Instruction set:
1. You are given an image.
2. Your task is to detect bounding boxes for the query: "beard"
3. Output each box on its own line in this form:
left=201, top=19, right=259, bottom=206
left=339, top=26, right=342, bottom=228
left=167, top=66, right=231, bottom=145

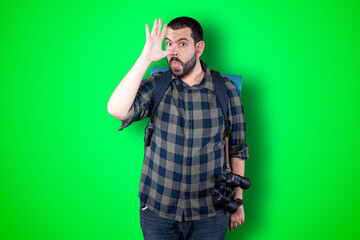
left=168, top=51, right=197, bottom=78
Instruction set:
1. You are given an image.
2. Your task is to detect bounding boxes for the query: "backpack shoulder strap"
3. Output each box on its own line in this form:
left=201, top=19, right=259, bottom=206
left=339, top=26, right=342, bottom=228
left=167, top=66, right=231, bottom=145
left=211, top=70, right=231, bottom=135
left=150, top=70, right=173, bottom=122
left=144, top=70, right=172, bottom=146
left=211, top=70, right=232, bottom=171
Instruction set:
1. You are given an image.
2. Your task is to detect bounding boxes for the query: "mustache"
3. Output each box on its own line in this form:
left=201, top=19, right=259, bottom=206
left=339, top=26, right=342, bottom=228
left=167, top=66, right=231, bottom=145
left=169, top=57, right=184, bottom=65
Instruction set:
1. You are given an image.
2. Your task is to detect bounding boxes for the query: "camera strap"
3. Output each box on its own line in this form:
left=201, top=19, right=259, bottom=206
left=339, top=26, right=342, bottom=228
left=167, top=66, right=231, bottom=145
left=225, top=136, right=230, bottom=171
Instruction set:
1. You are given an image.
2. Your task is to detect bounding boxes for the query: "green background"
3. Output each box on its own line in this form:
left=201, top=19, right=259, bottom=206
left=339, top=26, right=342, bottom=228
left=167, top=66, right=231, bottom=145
left=1, top=0, right=359, bottom=239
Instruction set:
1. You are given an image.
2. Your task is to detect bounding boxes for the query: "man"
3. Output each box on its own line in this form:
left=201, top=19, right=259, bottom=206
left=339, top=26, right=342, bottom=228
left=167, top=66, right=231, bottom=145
left=107, top=17, right=249, bottom=240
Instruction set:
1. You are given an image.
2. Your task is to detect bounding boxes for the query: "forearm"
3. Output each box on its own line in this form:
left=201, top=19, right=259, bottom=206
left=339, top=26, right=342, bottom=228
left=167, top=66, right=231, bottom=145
left=107, top=54, right=152, bottom=120
left=230, top=157, right=245, bottom=199
left=107, top=19, right=171, bottom=121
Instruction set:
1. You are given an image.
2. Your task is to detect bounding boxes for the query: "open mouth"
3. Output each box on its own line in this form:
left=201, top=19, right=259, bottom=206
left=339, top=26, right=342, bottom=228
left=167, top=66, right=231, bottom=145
left=171, top=61, right=182, bottom=70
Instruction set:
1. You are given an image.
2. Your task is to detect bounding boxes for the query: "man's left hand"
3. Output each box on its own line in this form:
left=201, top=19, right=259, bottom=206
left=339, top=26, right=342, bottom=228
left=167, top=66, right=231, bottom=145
left=229, top=205, right=245, bottom=231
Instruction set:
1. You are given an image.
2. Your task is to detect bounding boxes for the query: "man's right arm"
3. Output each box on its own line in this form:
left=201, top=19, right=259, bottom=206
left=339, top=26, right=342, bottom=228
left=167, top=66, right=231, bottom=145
left=107, top=18, right=173, bottom=121
left=107, top=54, right=152, bottom=121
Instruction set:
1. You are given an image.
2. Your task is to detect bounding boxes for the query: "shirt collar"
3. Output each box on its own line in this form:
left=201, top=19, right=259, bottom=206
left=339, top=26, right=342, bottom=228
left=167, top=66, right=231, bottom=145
left=170, top=60, right=215, bottom=92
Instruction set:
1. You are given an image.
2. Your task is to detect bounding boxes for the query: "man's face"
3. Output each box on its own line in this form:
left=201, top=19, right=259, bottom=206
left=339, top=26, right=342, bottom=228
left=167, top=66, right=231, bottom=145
left=165, top=27, right=197, bottom=78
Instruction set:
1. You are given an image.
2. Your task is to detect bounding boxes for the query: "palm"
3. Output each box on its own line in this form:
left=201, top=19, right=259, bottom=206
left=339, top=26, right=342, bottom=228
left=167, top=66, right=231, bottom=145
left=142, top=19, right=171, bottom=62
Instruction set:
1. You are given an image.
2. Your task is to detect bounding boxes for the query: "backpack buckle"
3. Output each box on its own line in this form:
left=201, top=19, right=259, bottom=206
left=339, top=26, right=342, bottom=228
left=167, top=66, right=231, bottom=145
left=144, top=122, right=154, bottom=146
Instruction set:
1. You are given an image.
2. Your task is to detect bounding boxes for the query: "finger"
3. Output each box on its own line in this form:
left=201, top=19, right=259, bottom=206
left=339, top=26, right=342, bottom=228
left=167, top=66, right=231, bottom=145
left=151, top=19, right=158, bottom=35
left=160, top=23, right=167, bottom=38
left=145, top=24, right=150, bottom=38
left=157, top=18, right=162, bottom=35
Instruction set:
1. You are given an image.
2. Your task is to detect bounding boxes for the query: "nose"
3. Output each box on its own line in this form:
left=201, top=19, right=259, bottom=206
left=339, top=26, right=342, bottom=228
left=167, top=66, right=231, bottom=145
left=171, top=47, right=179, bottom=57
left=167, top=45, right=179, bottom=57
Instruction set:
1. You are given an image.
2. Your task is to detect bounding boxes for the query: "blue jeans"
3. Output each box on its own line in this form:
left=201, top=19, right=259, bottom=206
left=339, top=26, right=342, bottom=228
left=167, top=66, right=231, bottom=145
left=139, top=204, right=230, bottom=240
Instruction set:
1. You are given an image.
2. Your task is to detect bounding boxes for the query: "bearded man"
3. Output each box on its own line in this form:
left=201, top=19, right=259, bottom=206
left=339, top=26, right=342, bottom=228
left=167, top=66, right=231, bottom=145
left=107, top=17, right=249, bottom=240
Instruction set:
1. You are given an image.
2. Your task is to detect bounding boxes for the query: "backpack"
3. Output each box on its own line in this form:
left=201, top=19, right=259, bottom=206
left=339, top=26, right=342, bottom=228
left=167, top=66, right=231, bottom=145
left=144, top=69, right=242, bottom=170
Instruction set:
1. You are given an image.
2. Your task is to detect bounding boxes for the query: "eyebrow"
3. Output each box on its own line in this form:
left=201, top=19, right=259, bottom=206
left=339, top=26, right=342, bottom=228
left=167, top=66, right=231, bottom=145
left=165, top=37, right=190, bottom=43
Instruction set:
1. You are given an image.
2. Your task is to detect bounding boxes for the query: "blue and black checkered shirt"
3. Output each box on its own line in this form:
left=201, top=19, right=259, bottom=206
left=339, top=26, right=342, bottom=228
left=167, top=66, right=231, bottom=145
left=119, top=61, right=249, bottom=221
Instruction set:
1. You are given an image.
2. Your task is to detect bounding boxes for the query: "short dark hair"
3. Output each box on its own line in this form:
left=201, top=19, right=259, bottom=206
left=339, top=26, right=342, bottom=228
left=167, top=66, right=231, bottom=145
left=168, top=17, right=203, bottom=44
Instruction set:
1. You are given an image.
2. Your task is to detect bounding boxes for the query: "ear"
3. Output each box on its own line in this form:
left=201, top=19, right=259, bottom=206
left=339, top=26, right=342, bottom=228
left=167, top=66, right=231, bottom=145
left=196, top=41, right=205, bottom=58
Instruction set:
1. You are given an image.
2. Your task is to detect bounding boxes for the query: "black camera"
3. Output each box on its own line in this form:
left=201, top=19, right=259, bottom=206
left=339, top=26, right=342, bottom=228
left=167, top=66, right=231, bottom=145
left=209, top=172, right=251, bottom=213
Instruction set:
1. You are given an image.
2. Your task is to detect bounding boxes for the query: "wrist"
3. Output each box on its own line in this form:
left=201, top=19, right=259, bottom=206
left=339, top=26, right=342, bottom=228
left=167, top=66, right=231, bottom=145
left=138, top=53, right=153, bottom=67
left=233, top=187, right=243, bottom=200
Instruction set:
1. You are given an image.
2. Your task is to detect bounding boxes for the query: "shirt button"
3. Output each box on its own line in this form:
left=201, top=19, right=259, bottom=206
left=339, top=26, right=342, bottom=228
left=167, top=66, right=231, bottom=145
left=188, top=103, right=191, bottom=109
left=188, top=122, right=191, bottom=127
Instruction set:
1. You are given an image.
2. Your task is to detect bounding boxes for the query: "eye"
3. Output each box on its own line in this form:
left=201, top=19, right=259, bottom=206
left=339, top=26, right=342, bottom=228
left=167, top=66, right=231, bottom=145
left=180, top=42, right=186, bottom=47
left=166, top=42, right=171, bottom=47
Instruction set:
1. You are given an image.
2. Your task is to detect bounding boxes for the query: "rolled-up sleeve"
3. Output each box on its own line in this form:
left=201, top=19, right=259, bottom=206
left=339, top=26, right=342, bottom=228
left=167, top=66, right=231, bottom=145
left=224, top=77, right=249, bottom=160
left=117, top=72, right=160, bottom=131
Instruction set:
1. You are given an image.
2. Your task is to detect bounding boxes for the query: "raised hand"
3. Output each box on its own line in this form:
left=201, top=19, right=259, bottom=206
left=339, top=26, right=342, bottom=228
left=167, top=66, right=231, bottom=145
left=141, top=18, right=173, bottom=63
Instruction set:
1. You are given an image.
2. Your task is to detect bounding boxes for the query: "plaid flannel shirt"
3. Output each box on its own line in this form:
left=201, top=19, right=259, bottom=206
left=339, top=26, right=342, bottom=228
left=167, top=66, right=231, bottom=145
left=118, top=61, right=249, bottom=221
